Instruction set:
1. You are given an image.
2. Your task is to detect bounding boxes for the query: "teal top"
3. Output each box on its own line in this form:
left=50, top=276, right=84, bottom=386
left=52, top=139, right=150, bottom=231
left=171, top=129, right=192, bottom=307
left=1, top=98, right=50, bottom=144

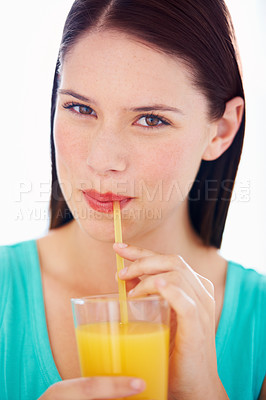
left=0, top=240, right=266, bottom=400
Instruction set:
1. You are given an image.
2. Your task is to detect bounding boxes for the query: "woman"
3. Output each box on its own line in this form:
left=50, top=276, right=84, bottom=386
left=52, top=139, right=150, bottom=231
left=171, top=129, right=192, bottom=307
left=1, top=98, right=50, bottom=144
left=1, top=0, right=265, bottom=399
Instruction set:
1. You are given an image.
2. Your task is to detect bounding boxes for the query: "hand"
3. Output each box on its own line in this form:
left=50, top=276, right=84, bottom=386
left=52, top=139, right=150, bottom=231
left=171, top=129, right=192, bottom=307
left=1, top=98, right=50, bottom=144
left=114, top=243, right=229, bottom=400
left=38, top=376, right=146, bottom=399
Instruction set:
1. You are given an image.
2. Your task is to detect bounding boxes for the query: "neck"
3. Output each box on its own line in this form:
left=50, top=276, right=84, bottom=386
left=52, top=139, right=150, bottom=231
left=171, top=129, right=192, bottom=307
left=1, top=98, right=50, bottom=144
left=61, top=200, right=210, bottom=278
left=41, top=200, right=226, bottom=298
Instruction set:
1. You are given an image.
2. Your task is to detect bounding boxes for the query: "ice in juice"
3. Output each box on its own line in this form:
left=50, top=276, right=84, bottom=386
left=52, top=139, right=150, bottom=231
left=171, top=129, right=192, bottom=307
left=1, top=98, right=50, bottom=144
left=75, top=321, right=169, bottom=400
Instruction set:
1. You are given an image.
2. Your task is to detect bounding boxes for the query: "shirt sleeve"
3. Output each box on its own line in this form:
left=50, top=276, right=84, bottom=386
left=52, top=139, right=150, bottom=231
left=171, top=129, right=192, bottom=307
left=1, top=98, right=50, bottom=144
left=0, top=245, right=11, bottom=330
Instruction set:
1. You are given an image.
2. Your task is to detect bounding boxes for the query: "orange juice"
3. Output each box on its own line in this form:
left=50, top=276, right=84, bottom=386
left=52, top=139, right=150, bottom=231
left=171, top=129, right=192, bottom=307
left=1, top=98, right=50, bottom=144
left=76, top=321, right=169, bottom=400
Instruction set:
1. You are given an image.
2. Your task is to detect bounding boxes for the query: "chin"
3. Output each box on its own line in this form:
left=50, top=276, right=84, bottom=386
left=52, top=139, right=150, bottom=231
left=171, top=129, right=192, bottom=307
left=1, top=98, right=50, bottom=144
left=71, top=200, right=164, bottom=243
left=75, top=214, right=116, bottom=243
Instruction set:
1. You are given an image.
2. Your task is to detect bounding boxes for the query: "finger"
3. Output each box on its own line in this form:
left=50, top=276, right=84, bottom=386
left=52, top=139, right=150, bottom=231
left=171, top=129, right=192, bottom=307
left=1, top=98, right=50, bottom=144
left=115, top=272, right=140, bottom=293
left=128, top=270, right=214, bottom=334
left=120, top=253, right=214, bottom=306
left=155, top=280, right=199, bottom=339
left=114, top=243, right=214, bottom=305
left=119, top=254, right=181, bottom=280
left=113, top=242, right=155, bottom=261
left=126, top=278, right=141, bottom=293
left=169, top=308, right=177, bottom=355
left=128, top=271, right=196, bottom=302
left=44, top=377, right=145, bottom=399
left=156, top=278, right=216, bottom=342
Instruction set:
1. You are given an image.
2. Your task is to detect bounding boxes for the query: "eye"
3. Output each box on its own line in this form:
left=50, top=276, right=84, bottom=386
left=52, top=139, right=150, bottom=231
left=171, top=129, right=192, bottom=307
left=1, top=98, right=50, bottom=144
left=135, top=114, right=170, bottom=128
left=62, top=102, right=96, bottom=116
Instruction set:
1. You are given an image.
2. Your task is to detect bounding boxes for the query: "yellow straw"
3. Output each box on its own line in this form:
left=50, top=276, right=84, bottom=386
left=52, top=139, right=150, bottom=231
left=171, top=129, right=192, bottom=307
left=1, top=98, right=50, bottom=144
left=113, top=201, right=128, bottom=324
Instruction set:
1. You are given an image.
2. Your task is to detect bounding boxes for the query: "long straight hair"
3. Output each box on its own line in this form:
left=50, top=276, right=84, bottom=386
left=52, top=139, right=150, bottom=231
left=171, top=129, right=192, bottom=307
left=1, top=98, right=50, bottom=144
left=49, top=0, right=245, bottom=248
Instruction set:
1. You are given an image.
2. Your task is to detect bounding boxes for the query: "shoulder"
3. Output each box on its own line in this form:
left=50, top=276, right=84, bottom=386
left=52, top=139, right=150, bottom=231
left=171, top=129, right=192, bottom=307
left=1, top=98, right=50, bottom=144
left=228, top=261, right=266, bottom=291
left=227, top=261, right=266, bottom=327
left=0, top=238, right=38, bottom=278
left=0, top=240, right=37, bottom=271
left=224, top=262, right=266, bottom=395
left=0, top=240, right=38, bottom=323
left=0, top=239, right=39, bottom=283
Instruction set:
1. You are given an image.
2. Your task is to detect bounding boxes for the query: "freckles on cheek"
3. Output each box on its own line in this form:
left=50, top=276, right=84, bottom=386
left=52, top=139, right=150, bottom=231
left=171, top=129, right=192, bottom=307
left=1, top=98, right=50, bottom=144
left=139, top=146, right=180, bottom=188
left=139, top=143, right=198, bottom=203
left=54, top=131, right=70, bottom=161
left=53, top=120, right=86, bottom=165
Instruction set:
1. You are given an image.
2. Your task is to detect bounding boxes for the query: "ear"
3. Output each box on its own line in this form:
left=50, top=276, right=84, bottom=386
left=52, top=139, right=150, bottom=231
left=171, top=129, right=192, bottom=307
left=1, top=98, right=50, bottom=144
left=202, top=97, right=244, bottom=161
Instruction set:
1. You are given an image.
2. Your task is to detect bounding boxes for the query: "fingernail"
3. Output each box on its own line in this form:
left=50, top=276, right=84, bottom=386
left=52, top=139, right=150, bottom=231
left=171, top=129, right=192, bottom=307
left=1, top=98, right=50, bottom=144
left=130, top=378, right=145, bottom=390
left=119, top=267, right=128, bottom=277
left=117, top=242, right=128, bottom=249
left=128, top=288, right=135, bottom=297
left=156, top=278, right=167, bottom=288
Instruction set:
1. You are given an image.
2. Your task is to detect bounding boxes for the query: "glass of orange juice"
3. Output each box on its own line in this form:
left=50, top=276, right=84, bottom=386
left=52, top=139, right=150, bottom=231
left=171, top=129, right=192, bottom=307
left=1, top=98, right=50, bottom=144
left=71, top=294, right=170, bottom=400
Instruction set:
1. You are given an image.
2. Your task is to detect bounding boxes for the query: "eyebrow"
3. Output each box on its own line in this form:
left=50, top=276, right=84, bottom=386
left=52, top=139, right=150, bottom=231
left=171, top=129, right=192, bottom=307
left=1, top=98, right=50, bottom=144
left=58, top=89, right=184, bottom=115
left=58, top=89, right=94, bottom=103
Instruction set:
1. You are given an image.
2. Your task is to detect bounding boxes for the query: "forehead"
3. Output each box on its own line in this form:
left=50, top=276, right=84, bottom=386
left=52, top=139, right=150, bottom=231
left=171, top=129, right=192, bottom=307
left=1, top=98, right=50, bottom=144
left=61, top=30, right=201, bottom=107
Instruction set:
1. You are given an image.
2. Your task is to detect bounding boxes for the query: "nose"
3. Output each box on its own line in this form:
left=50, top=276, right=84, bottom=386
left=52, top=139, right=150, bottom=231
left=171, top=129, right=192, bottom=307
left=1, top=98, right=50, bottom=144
left=86, top=127, right=127, bottom=176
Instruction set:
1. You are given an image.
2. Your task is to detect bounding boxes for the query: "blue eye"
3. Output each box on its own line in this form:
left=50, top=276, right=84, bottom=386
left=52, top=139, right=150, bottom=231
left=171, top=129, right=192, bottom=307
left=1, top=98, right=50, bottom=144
left=136, top=114, right=170, bottom=128
left=62, top=102, right=170, bottom=129
left=62, top=102, right=96, bottom=116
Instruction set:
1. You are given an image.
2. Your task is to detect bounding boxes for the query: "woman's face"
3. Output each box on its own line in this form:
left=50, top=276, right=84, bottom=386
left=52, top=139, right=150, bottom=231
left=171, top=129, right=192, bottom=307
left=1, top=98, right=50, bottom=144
left=54, top=30, right=216, bottom=242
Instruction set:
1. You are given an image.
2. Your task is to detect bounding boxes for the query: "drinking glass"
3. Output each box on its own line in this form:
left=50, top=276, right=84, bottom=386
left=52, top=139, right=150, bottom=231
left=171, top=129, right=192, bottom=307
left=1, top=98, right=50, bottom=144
left=71, top=294, right=170, bottom=400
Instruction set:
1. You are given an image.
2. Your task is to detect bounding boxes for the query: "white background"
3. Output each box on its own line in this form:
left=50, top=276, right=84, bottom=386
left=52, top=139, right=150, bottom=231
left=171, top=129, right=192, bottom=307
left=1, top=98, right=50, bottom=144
left=0, top=1, right=265, bottom=273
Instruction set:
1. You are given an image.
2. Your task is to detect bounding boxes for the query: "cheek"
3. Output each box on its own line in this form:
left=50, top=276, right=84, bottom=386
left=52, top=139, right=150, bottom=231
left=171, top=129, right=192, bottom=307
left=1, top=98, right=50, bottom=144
left=53, top=116, right=87, bottom=167
left=136, top=141, right=202, bottom=202
left=53, top=115, right=91, bottom=204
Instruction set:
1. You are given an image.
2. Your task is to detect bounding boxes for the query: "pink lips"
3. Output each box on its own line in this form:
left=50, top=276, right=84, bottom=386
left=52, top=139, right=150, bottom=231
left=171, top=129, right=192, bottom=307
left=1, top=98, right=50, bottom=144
left=82, top=189, right=133, bottom=214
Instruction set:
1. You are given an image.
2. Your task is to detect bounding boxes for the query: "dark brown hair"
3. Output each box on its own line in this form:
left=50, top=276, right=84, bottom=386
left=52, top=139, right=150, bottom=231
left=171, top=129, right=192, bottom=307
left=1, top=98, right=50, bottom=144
left=49, top=0, right=245, bottom=248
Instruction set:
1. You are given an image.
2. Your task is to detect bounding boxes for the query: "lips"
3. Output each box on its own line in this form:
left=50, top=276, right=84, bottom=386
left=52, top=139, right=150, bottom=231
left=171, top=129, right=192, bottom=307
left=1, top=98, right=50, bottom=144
left=82, top=189, right=133, bottom=214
